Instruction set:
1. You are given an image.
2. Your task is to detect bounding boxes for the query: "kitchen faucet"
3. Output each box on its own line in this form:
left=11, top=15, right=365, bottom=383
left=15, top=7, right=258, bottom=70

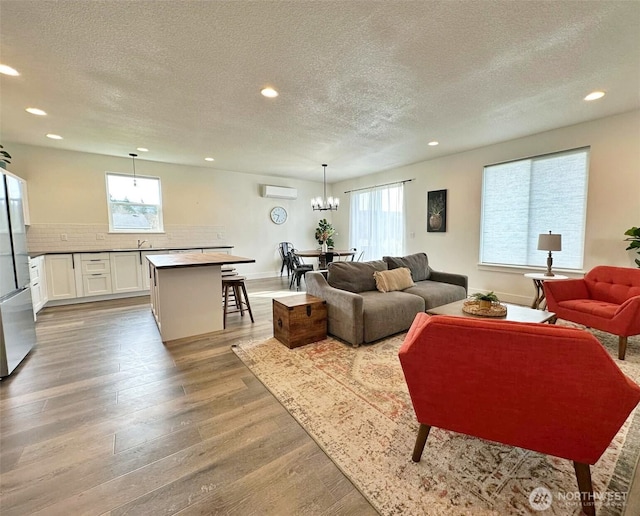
left=137, top=239, right=148, bottom=249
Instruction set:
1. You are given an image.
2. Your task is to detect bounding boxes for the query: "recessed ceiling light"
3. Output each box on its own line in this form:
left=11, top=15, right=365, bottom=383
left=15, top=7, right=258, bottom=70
left=428, top=141, right=439, bottom=146
left=584, top=91, right=605, bottom=101
left=46, top=133, right=63, bottom=140
left=136, top=147, right=149, bottom=152
left=26, top=107, right=47, bottom=116
left=205, top=157, right=215, bottom=162
left=0, top=64, right=20, bottom=76
left=261, top=87, right=278, bottom=98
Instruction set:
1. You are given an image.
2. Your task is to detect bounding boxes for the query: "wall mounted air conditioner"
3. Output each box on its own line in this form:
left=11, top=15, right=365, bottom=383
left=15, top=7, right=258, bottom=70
left=262, top=185, right=298, bottom=200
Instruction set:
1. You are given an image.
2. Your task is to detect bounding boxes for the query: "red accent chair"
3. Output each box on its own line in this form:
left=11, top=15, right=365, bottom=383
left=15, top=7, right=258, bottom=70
left=543, top=266, right=640, bottom=360
left=399, top=314, right=640, bottom=516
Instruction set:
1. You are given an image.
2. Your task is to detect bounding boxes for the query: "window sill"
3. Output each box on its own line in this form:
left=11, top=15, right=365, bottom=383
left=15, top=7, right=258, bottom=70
left=477, top=263, right=585, bottom=277
left=108, top=230, right=166, bottom=234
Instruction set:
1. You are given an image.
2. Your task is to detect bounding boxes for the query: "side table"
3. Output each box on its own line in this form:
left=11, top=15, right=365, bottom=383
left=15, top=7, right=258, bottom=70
left=524, top=273, right=569, bottom=310
left=273, top=294, right=327, bottom=348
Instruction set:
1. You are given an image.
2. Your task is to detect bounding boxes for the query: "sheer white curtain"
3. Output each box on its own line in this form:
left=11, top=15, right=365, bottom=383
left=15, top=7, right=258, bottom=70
left=349, top=183, right=405, bottom=261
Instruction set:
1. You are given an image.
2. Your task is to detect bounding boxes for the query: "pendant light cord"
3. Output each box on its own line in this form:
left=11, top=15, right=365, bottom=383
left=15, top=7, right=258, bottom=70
left=129, top=153, right=138, bottom=186
left=322, top=163, right=327, bottom=203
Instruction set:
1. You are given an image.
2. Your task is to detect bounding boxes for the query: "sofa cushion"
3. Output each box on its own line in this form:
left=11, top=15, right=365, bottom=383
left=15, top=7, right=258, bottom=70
left=585, top=266, right=640, bottom=305
left=383, top=253, right=431, bottom=281
left=327, top=260, right=388, bottom=293
left=559, top=299, right=619, bottom=319
left=404, top=280, right=468, bottom=310
left=360, top=290, right=425, bottom=342
left=373, top=267, right=415, bottom=293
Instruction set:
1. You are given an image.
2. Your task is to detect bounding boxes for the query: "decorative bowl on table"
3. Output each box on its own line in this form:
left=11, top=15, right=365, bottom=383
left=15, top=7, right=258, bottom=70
left=463, top=292, right=507, bottom=317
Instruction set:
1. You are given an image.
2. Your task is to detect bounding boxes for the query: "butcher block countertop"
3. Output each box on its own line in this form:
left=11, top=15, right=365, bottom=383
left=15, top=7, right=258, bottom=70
left=146, top=252, right=255, bottom=269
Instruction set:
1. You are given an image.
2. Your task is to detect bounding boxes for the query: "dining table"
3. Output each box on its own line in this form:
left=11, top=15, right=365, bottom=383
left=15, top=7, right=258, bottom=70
left=294, top=249, right=357, bottom=269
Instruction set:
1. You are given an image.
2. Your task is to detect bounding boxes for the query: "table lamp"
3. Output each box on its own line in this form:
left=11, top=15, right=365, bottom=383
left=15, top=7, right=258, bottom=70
left=537, top=231, right=562, bottom=277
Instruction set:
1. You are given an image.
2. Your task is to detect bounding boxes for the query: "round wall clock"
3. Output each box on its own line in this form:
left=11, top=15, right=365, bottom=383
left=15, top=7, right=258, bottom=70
left=270, top=206, right=287, bottom=225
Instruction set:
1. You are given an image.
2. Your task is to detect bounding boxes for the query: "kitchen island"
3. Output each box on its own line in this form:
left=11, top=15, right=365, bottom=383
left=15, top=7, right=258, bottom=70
left=147, top=252, right=255, bottom=342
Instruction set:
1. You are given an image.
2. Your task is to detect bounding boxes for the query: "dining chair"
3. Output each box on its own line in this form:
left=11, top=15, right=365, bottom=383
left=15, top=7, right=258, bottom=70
left=350, top=248, right=364, bottom=262
left=288, top=251, right=314, bottom=290
left=278, top=242, right=294, bottom=277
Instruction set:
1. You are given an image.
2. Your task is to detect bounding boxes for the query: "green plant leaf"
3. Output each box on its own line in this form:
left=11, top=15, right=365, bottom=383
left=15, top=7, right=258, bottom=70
left=624, top=227, right=640, bottom=237
left=471, top=291, right=500, bottom=302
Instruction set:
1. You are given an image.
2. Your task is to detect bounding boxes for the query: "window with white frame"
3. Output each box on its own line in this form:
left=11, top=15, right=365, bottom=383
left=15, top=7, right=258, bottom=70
left=349, top=183, right=405, bottom=261
left=106, top=173, right=164, bottom=233
left=480, top=147, right=589, bottom=270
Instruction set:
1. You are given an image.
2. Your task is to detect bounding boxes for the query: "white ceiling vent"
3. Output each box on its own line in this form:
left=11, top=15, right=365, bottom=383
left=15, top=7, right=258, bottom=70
left=262, top=185, right=297, bottom=200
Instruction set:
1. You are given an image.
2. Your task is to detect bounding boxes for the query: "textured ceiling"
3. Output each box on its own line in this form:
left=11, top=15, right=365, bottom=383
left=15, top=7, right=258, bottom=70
left=1, top=0, right=639, bottom=182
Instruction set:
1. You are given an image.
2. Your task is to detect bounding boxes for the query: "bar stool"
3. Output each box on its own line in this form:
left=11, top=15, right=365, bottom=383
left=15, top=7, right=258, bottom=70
left=222, top=276, right=254, bottom=328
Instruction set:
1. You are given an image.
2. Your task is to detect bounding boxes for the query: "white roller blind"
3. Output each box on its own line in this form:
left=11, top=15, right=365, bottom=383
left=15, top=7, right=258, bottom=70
left=480, top=147, right=589, bottom=270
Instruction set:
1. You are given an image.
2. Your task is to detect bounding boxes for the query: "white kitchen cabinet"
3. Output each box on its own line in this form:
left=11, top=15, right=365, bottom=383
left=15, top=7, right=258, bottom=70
left=110, top=252, right=143, bottom=293
left=79, top=253, right=110, bottom=274
left=45, top=254, right=77, bottom=300
left=29, top=255, right=48, bottom=317
left=75, top=253, right=112, bottom=297
left=141, top=250, right=169, bottom=290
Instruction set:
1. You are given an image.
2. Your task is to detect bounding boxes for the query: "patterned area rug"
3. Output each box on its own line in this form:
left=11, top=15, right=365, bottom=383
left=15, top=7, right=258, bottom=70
left=232, top=323, right=640, bottom=516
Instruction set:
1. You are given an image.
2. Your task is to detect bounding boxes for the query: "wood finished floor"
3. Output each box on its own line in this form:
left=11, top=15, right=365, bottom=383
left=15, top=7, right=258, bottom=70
left=2, top=276, right=639, bottom=515
left=0, top=276, right=378, bottom=516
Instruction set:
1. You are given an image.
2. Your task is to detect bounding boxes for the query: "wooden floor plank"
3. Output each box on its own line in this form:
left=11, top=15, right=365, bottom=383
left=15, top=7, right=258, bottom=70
left=0, top=277, right=376, bottom=515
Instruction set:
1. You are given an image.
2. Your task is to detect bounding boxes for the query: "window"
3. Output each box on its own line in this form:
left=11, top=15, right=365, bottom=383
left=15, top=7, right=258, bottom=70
left=480, top=147, right=589, bottom=270
left=349, top=183, right=405, bottom=261
left=106, top=173, right=164, bottom=233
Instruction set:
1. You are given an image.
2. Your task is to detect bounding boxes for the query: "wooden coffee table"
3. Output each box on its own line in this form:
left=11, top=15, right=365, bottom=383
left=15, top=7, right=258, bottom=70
left=427, top=299, right=555, bottom=324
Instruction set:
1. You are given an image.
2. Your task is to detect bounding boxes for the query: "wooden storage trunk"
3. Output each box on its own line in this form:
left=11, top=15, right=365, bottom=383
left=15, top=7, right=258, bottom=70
left=273, top=294, right=327, bottom=348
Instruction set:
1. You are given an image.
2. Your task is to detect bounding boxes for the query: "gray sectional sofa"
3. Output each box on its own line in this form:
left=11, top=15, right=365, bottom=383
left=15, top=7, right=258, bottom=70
left=305, top=252, right=467, bottom=346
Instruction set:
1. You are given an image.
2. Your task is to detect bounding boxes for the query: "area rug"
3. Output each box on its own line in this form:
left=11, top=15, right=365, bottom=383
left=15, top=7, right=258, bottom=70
left=232, top=325, right=640, bottom=516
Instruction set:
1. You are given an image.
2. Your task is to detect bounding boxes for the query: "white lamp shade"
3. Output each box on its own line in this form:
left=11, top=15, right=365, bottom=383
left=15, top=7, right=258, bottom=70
left=537, top=233, right=562, bottom=252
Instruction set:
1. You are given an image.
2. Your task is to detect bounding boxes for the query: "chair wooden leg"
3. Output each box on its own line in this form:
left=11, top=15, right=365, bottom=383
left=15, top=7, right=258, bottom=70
left=411, top=423, right=431, bottom=462
left=240, top=282, right=254, bottom=323
left=223, top=284, right=230, bottom=329
left=619, top=336, right=628, bottom=360
left=573, top=462, right=595, bottom=516
left=233, top=285, right=245, bottom=317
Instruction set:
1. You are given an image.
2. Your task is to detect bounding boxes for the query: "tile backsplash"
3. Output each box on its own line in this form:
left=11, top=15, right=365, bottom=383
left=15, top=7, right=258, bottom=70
left=27, top=223, right=227, bottom=252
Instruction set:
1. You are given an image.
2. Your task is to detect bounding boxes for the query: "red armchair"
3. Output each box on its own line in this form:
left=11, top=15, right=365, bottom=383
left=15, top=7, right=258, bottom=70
left=399, top=313, right=640, bottom=516
left=543, top=266, right=640, bottom=360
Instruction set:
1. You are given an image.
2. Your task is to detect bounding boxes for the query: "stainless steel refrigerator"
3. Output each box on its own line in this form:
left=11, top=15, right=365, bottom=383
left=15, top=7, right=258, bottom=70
left=0, top=170, right=36, bottom=377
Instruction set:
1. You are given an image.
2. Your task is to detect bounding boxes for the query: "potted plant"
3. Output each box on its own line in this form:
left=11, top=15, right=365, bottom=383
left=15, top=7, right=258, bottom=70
left=471, top=291, right=500, bottom=309
left=625, top=226, right=640, bottom=268
left=315, top=219, right=336, bottom=251
left=0, top=144, right=11, bottom=169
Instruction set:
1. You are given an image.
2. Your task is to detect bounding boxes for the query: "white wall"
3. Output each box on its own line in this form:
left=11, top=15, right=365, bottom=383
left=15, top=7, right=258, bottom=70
left=331, top=109, right=640, bottom=305
left=7, top=109, right=638, bottom=299
left=7, top=144, right=336, bottom=278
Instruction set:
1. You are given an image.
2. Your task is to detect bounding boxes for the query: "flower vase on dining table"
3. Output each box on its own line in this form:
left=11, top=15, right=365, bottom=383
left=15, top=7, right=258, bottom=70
left=321, top=242, right=328, bottom=253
